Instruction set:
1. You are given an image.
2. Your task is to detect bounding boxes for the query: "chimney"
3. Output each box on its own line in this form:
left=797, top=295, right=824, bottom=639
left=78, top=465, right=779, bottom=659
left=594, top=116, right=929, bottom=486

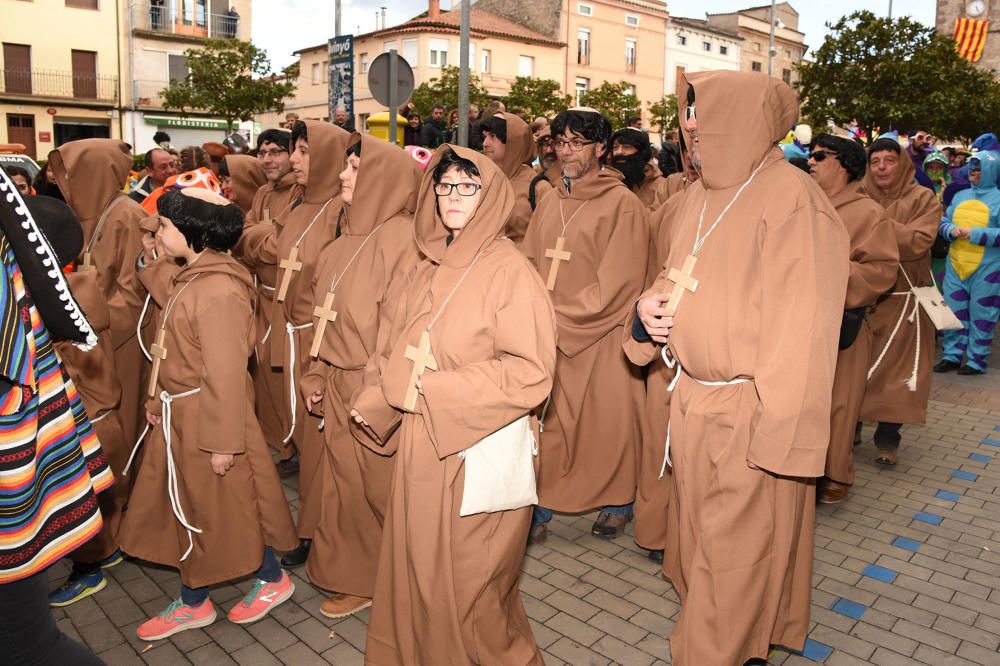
left=429, top=0, right=440, bottom=20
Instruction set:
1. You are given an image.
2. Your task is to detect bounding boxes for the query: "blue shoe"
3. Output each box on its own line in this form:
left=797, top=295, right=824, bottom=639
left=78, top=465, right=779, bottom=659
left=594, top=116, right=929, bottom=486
left=48, top=571, right=107, bottom=607
left=98, top=549, right=123, bottom=569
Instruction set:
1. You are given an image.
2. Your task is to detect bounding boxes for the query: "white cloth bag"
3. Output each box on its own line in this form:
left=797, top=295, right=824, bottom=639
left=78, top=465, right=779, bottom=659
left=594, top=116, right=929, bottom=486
left=458, top=415, right=538, bottom=517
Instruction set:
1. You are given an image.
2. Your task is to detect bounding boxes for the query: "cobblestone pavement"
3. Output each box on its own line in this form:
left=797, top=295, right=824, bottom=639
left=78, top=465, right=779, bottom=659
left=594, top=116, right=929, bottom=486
left=48, top=367, right=1000, bottom=665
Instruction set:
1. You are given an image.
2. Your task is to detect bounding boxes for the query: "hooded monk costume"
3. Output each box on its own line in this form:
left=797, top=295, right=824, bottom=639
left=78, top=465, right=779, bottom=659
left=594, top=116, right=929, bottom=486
left=225, top=155, right=267, bottom=215
left=352, top=146, right=556, bottom=665
left=298, top=133, right=422, bottom=596
left=522, top=134, right=649, bottom=515
left=623, top=71, right=849, bottom=664
left=859, top=143, right=942, bottom=424
left=491, top=112, right=552, bottom=244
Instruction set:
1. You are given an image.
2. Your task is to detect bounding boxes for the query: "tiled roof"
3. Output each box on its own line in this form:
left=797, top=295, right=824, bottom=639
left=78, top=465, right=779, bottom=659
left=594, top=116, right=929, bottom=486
left=357, top=8, right=564, bottom=47
left=671, top=16, right=743, bottom=40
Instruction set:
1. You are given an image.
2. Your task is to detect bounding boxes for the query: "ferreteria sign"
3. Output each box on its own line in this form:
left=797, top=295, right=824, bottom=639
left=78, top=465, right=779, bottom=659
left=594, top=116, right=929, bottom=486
left=328, top=35, right=354, bottom=122
left=144, top=116, right=229, bottom=130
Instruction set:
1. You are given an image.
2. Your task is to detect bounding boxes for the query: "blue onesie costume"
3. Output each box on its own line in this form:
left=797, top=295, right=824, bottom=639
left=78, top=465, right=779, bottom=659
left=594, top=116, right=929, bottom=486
left=940, top=151, right=1000, bottom=371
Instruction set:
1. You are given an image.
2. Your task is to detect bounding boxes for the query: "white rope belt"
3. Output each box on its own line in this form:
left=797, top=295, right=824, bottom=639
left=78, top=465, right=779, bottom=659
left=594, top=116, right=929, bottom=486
left=283, top=321, right=313, bottom=444
left=867, top=288, right=921, bottom=392
left=122, top=387, right=202, bottom=561
left=658, top=346, right=751, bottom=477
left=89, top=410, right=112, bottom=425
left=259, top=282, right=276, bottom=292
left=138, top=293, right=154, bottom=362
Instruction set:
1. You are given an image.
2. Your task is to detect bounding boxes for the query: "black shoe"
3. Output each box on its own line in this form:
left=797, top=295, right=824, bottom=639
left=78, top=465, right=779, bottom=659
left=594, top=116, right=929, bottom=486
left=277, top=457, right=299, bottom=478
left=280, top=539, right=311, bottom=568
left=873, top=422, right=902, bottom=450
left=647, top=549, right=664, bottom=563
left=853, top=422, right=862, bottom=447
left=958, top=365, right=986, bottom=376
left=933, top=359, right=961, bottom=373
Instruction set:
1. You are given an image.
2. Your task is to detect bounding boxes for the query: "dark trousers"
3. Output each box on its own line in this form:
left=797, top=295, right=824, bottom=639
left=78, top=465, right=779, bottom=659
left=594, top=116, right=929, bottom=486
left=181, top=547, right=280, bottom=606
left=0, top=570, right=103, bottom=665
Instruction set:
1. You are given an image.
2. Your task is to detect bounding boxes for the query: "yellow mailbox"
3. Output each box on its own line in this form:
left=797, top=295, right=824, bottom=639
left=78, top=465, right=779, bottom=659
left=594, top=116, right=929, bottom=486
left=365, top=113, right=408, bottom=147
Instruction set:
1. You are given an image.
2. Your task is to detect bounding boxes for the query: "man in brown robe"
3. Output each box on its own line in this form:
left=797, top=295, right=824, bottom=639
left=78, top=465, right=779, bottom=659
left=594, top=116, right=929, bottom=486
left=481, top=112, right=552, bottom=243
left=298, top=134, right=422, bottom=618
left=352, top=145, right=556, bottom=666
left=522, top=108, right=648, bottom=542
left=808, top=134, right=899, bottom=503
left=222, top=154, right=266, bottom=214
left=243, top=129, right=298, bottom=465
left=653, top=139, right=700, bottom=209
left=609, top=127, right=664, bottom=211
left=234, top=120, right=349, bottom=567
left=48, top=139, right=148, bottom=441
left=626, top=72, right=849, bottom=665
left=859, top=137, right=941, bottom=465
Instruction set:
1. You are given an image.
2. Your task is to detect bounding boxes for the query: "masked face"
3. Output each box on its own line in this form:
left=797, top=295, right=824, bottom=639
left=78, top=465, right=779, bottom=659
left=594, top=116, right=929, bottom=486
left=609, top=140, right=646, bottom=190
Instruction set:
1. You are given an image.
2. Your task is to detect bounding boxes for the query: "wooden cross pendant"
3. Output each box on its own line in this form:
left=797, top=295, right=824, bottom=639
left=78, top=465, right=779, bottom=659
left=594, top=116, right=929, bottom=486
left=276, top=246, right=303, bottom=303
left=666, top=254, right=699, bottom=312
left=78, top=251, right=96, bottom=273
left=403, top=330, right=437, bottom=411
left=544, top=236, right=572, bottom=291
left=147, top=328, right=168, bottom=398
left=309, top=291, right=338, bottom=358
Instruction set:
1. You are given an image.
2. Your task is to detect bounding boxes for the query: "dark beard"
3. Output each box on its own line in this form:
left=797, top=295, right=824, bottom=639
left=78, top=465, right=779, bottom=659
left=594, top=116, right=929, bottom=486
left=610, top=155, right=646, bottom=190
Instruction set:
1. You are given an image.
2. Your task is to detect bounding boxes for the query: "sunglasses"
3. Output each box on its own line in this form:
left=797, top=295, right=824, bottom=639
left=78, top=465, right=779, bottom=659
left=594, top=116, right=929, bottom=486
left=810, top=150, right=838, bottom=163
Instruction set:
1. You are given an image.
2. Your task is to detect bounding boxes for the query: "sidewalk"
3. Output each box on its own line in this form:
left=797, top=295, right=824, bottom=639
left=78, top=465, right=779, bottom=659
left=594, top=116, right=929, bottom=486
left=48, top=367, right=1000, bottom=665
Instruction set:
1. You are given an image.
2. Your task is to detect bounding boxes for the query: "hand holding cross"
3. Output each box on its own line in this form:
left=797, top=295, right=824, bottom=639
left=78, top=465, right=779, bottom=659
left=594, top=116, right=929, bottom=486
left=403, top=331, right=437, bottom=411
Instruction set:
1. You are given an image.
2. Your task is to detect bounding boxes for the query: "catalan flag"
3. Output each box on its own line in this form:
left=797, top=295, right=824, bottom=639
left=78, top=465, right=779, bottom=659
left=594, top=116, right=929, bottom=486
left=954, top=18, right=990, bottom=63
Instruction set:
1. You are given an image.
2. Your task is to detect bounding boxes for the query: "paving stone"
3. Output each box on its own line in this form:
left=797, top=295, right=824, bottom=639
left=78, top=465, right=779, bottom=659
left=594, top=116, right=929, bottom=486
left=288, top=617, right=340, bottom=654
left=96, top=643, right=143, bottom=666
left=528, top=618, right=562, bottom=649
left=592, top=634, right=655, bottom=666
left=586, top=610, right=647, bottom=645
left=228, top=642, right=282, bottom=665
left=893, top=618, right=962, bottom=653
left=546, top=636, right=612, bottom=665
left=140, top=641, right=191, bottom=665
left=807, top=623, right=876, bottom=660
left=582, top=587, right=641, bottom=620
left=274, top=641, right=326, bottom=666
left=912, top=643, right=980, bottom=666
left=77, top=616, right=126, bottom=653
left=320, top=641, right=365, bottom=665
left=545, top=611, right=604, bottom=647
left=850, top=620, right=917, bottom=657
left=187, top=644, right=237, bottom=666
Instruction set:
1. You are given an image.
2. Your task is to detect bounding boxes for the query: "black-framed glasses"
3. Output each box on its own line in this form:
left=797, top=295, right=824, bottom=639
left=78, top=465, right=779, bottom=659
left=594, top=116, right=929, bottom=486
left=554, top=139, right=596, bottom=152
left=433, top=182, right=482, bottom=197
left=258, top=149, right=287, bottom=159
left=810, top=150, right=837, bottom=162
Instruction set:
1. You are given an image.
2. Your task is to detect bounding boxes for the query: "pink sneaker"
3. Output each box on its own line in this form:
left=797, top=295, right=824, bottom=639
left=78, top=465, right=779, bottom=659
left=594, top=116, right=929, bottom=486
left=227, top=571, right=295, bottom=624
left=137, top=599, right=217, bottom=640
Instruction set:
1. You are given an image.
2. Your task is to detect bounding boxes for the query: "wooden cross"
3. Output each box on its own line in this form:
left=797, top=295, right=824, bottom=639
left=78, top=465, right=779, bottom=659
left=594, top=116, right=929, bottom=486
left=309, top=291, right=337, bottom=358
left=263, top=206, right=271, bottom=223
left=403, top=330, right=437, bottom=411
left=666, top=254, right=699, bottom=312
left=147, top=329, right=167, bottom=398
left=544, top=236, right=572, bottom=291
left=77, top=251, right=96, bottom=273
left=276, top=246, right=303, bottom=303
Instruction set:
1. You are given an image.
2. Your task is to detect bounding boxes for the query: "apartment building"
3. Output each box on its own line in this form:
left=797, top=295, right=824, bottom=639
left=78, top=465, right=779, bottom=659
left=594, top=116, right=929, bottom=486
left=705, top=2, right=806, bottom=85
left=664, top=17, right=742, bottom=99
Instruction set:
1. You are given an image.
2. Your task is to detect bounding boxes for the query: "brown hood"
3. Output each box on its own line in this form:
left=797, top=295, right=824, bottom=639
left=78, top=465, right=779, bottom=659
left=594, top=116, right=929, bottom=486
left=414, top=144, right=514, bottom=268
left=48, top=139, right=132, bottom=221
left=342, top=133, right=422, bottom=235
left=498, top=112, right=534, bottom=179
left=861, top=142, right=916, bottom=205
left=175, top=248, right=255, bottom=291
left=303, top=120, right=351, bottom=205
left=678, top=71, right=798, bottom=190
left=225, top=155, right=266, bottom=214
left=557, top=164, right=625, bottom=201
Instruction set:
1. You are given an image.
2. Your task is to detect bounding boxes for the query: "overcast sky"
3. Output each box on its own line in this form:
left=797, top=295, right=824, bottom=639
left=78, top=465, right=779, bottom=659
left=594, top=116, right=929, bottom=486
left=253, top=0, right=938, bottom=70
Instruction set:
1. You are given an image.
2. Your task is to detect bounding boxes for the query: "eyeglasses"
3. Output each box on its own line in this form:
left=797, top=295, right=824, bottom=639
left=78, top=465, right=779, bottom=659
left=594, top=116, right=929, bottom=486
left=810, top=150, right=837, bottom=163
left=685, top=106, right=696, bottom=122
left=554, top=139, right=596, bottom=152
left=433, top=182, right=482, bottom=197
left=258, top=149, right=287, bottom=159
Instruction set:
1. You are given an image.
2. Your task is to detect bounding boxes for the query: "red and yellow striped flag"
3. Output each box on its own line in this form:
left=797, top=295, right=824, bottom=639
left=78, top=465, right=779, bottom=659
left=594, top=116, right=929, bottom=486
left=954, top=18, right=990, bottom=63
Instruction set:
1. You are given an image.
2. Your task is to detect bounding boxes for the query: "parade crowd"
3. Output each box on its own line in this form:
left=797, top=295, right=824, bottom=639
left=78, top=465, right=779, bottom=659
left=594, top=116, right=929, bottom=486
left=3, top=70, right=1000, bottom=666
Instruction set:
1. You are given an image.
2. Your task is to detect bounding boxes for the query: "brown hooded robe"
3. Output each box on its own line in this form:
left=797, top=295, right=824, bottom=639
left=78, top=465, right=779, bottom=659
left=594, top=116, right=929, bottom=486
left=623, top=72, right=849, bottom=665
left=635, top=162, right=666, bottom=211
left=859, top=150, right=942, bottom=424
left=522, top=160, right=649, bottom=513
left=298, top=134, right=421, bottom=596
left=118, top=251, right=297, bottom=588
left=495, top=112, right=552, bottom=244
left=225, top=154, right=267, bottom=215
left=49, top=139, right=148, bottom=442
left=826, top=189, right=899, bottom=485
left=352, top=145, right=556, bottom=665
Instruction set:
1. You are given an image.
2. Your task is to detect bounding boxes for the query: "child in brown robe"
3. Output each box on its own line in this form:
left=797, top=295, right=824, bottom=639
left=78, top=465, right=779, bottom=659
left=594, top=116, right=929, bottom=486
left=118, top=189, right=297, bottom=641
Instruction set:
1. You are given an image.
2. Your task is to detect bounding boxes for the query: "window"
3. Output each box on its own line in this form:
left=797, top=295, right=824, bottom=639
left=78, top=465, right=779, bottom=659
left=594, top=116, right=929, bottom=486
left=577, top=29, right=590, bottom=65
left=359, top=52, right=369, bottom=74
left=182, top=0, right=193, bottom=24
left=625, top=14, right=639, bottom=27
left=784, top=49, right=792, bottom=59
left=311, top=62, right=321, bottom=84
left=577, top=3, right=592, bottom=16
left=751, top=61, right=762, bottom=72
left=65, top=0, right=99, bottom=8
left=676, top=35, right=687, bottom=46
left=2, top=43, right=31, bottom=95
left=625, top=38, right=637, bottom=73
left=429, top=39, right=449, bottom=68
left=518, top=55, right=534, bottom=77
left=782, top=68, right=791, bottom=84
left=402, top=39, right=418, bottom=67
left=575, top=77, right=589, bottom=106
left=702, top=41, right=711, bottom=52
left=467, top=43, right=476, bottom=70
left=383, top=41, right=397, bottom=53
left=481, top=49, right=491, bottom=73
left=167, top=53, right=188, bottom=83
left=71, top=49, right=97, bottom=99
left=753, top=41, right=761, bottom=52
left=719, top=45, right=728, bottom=56
left=195, top=0, right=207, bottom=27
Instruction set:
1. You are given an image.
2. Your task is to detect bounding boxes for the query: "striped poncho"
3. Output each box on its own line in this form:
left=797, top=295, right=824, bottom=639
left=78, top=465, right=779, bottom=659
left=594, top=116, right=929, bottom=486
left=0, top=234, right=112, bottom=583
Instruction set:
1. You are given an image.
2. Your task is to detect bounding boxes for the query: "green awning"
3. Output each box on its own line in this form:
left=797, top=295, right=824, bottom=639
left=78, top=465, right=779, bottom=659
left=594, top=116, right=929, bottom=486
left=143, top=115, right=229, bottom=130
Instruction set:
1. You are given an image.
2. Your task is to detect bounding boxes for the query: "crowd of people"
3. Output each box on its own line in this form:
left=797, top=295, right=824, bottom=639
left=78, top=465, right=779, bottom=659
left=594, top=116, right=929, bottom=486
left=2, top=69, right=998, bottom=665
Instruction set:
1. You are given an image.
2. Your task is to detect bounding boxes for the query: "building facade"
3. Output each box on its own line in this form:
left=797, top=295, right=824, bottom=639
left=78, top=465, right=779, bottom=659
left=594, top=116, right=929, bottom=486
left=664, top=16, right=742, bottom=99
left=1, top=0, right=121, bottom=159
left=705, top=2, right=806, bottom=85
left=937, top=0, right=1000, bottom=74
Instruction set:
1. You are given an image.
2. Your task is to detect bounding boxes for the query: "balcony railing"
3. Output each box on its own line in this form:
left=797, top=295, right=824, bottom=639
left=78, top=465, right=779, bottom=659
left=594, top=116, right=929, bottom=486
left=0, top=68, right=118, bottom=103
left=131, top=1, right=241, bottom=40
left=134, top=79, right=170, bottom=107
